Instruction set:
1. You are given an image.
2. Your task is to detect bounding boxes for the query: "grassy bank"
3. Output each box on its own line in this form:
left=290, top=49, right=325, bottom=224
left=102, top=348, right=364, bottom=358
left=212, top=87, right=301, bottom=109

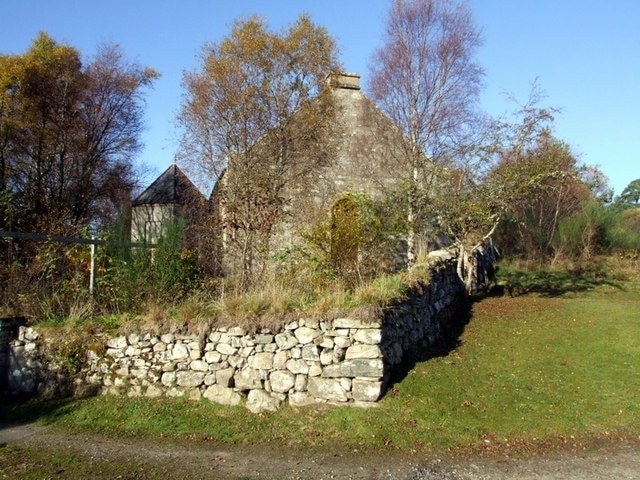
left=4, top=263, right=640, bottom=455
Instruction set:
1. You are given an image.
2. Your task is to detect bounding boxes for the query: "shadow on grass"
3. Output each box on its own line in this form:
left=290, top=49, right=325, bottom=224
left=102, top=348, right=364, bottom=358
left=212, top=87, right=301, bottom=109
left=385, top=265, right=625, bottom=392
left=491, top=267, right=623, bottom=297
left=386, top=295, right=474, bottom=390
left=0, top=395, right=80, bottom=433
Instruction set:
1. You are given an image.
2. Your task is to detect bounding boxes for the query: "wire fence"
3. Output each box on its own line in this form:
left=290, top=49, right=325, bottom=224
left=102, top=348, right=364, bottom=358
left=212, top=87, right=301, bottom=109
left=0, top=230, right=155, bottom=294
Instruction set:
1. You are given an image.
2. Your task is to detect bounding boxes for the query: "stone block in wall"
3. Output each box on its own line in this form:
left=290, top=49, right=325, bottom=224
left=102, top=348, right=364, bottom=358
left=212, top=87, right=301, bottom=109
left=332, top=347, right=346, bottom=363
left=345, top=344, right=382, bottom=359
left=234, top=368, right=262, bottom=391
left=228, top=355, right=245, bottom=368
left=171, top=343, right=189, bottom=360
left=294, top=326, right=318, bottom=344
left=314, top=335, right=334, bottom=349
left=307, top=377, right=349, bottom=402
left=321, top=359, right=384, bottom=379
left=294, top=374, right=307, bottom=392
left=289, top=391, right=316, bottom=407
left=249, top=352, right=274, bottom=370
left=128, top=385, right=142, bottom=397
left=107, top=336, right=127, bottom=349
left=20, top=327, right=39, bottom=342
left=334, top=336, right=351, bottom=348
left=161, top=362, right=175, bottom=372
left=131, top=367, right=148, bottom=380
left=273, top=350, right=289, bottom=369
left=161, top=371, right=176, bottom=386
left=203, top=384, right=242, bottom=406
left=204, top=351, right=221, bottom=364
left=353, top=329, right=382, bottom=345
left=176, top=371, right=205, bottom=388
left=145, top=384, right=163, bottom=398
left=113, top=377, right=128, bottom=389
left=216, top=368, right=235, bottom=387
left=106, top=348, right=123, bottom=358
left=190, top=360, right=209, bottom=372
left=269, top=370, right=295, bottom=393
left=254, top=333, right=274, bottom=344
left=247, top=389, right=281, bottom=413
left=284, top=320, right=298, bottom=330
left=319, top=349, right=333, bottom=365
left=301, top=318, right=320, bottom=329
left=216, top=343, right=238, bottom=356
left=352, top=379, right=384, bottom=402
left=308, top=362, right=322, bottom=377
left=227, top=326, right=246, bottom=336
left=275, top=332, right=298, bottom=350
left=286, top=359, right=309, bottom=375
left=301, top=344, right=320, bottom=361
left=166, top=387, right=186, bottom=397
left=333, top=318, right=381, bottom=329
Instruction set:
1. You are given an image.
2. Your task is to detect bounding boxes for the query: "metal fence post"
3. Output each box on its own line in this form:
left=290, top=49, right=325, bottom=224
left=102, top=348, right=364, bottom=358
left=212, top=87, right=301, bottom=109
left=90, top=237, right=96, bottom=295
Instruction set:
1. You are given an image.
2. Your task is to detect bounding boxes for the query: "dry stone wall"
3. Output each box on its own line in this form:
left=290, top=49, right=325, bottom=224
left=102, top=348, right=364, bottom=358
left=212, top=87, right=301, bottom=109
left=6, top=250, right=469, bottom=411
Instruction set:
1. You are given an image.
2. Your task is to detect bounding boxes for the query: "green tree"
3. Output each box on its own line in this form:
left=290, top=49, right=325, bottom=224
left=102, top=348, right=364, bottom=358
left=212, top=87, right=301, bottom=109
left=178, top=15, right=340, bottom=288
left=0, top=32, right=157, bottom=318
left=494, top=133, right=605, bottom=262
left=616, top=178, right=640, bottom=208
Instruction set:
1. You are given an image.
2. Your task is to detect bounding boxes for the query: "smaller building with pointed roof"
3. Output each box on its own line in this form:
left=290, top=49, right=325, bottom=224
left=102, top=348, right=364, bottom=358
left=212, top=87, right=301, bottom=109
left=131, top=164, right=205, bottom=244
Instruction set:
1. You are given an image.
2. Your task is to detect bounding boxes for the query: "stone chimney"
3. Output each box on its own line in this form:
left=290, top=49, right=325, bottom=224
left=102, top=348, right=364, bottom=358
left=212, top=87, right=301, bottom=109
left=326, top=72, right=360, bottom=90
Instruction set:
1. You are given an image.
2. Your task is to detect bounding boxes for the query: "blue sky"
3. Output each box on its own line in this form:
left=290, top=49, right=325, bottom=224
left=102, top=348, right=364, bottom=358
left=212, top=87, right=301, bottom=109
left=1, top=0, right=638, bottom=196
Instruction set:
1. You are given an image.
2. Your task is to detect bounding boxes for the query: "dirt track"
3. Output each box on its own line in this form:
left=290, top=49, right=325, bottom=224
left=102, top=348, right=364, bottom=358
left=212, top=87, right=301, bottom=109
left=1, top=423, right=639, bottom=479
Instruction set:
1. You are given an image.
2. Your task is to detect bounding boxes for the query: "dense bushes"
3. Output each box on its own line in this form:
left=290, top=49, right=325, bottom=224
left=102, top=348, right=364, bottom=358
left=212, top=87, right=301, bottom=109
left=496, top=197, right=640, bottom=267
left=0, top=218, right=201, bottom=322
left=290, top=192, right=404, bottom=290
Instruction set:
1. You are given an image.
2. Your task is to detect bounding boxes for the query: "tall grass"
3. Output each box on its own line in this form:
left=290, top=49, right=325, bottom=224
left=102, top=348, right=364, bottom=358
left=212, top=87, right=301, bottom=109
left=97, top=217, right=200, bottom=314
left=7, top=262, right=639, bottom=454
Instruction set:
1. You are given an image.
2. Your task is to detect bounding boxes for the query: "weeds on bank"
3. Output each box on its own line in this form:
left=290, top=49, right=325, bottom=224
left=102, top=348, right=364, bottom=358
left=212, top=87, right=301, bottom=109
left=5, top=259, right=639, bottom=454
left=30, top=261, right=423, bottom=335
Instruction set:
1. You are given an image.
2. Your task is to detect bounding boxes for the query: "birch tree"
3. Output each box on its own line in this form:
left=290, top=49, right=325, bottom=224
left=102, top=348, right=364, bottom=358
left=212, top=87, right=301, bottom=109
left=368, top=0, right=483, bottom=265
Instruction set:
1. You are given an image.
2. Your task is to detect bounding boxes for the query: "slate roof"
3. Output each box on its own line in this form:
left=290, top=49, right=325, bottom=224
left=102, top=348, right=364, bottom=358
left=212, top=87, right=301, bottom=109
left=132, top=164, right=204, bottom=206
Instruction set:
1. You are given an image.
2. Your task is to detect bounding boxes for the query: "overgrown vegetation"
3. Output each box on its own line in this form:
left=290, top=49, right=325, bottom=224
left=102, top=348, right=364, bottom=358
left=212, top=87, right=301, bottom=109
left=1, top=4, right=638, bottom=340
left=0, top=218, right=201, bottom=324
left=4, top=258, right=638, bottom=455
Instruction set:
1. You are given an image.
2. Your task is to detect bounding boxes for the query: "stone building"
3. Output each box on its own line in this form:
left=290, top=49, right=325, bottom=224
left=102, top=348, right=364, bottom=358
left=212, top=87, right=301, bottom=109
left=131, top=164, right=205, bottom=244
left=215, top=72, right=415, bottom=277
left=135, top=73, right=421, bottom=276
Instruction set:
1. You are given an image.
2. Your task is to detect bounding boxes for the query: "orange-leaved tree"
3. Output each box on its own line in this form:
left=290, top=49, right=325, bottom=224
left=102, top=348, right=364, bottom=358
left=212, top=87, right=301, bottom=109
left=178, top=15, right=340, bottom=288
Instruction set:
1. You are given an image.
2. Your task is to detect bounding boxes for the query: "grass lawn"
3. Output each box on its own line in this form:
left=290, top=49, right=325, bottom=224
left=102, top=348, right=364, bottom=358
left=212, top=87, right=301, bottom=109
left=4, top=266, right=639, bottom=455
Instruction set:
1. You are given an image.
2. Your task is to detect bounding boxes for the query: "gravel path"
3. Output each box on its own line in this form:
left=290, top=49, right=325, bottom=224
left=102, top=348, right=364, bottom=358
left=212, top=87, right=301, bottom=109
left=1, top=423, right=639, bottom=479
